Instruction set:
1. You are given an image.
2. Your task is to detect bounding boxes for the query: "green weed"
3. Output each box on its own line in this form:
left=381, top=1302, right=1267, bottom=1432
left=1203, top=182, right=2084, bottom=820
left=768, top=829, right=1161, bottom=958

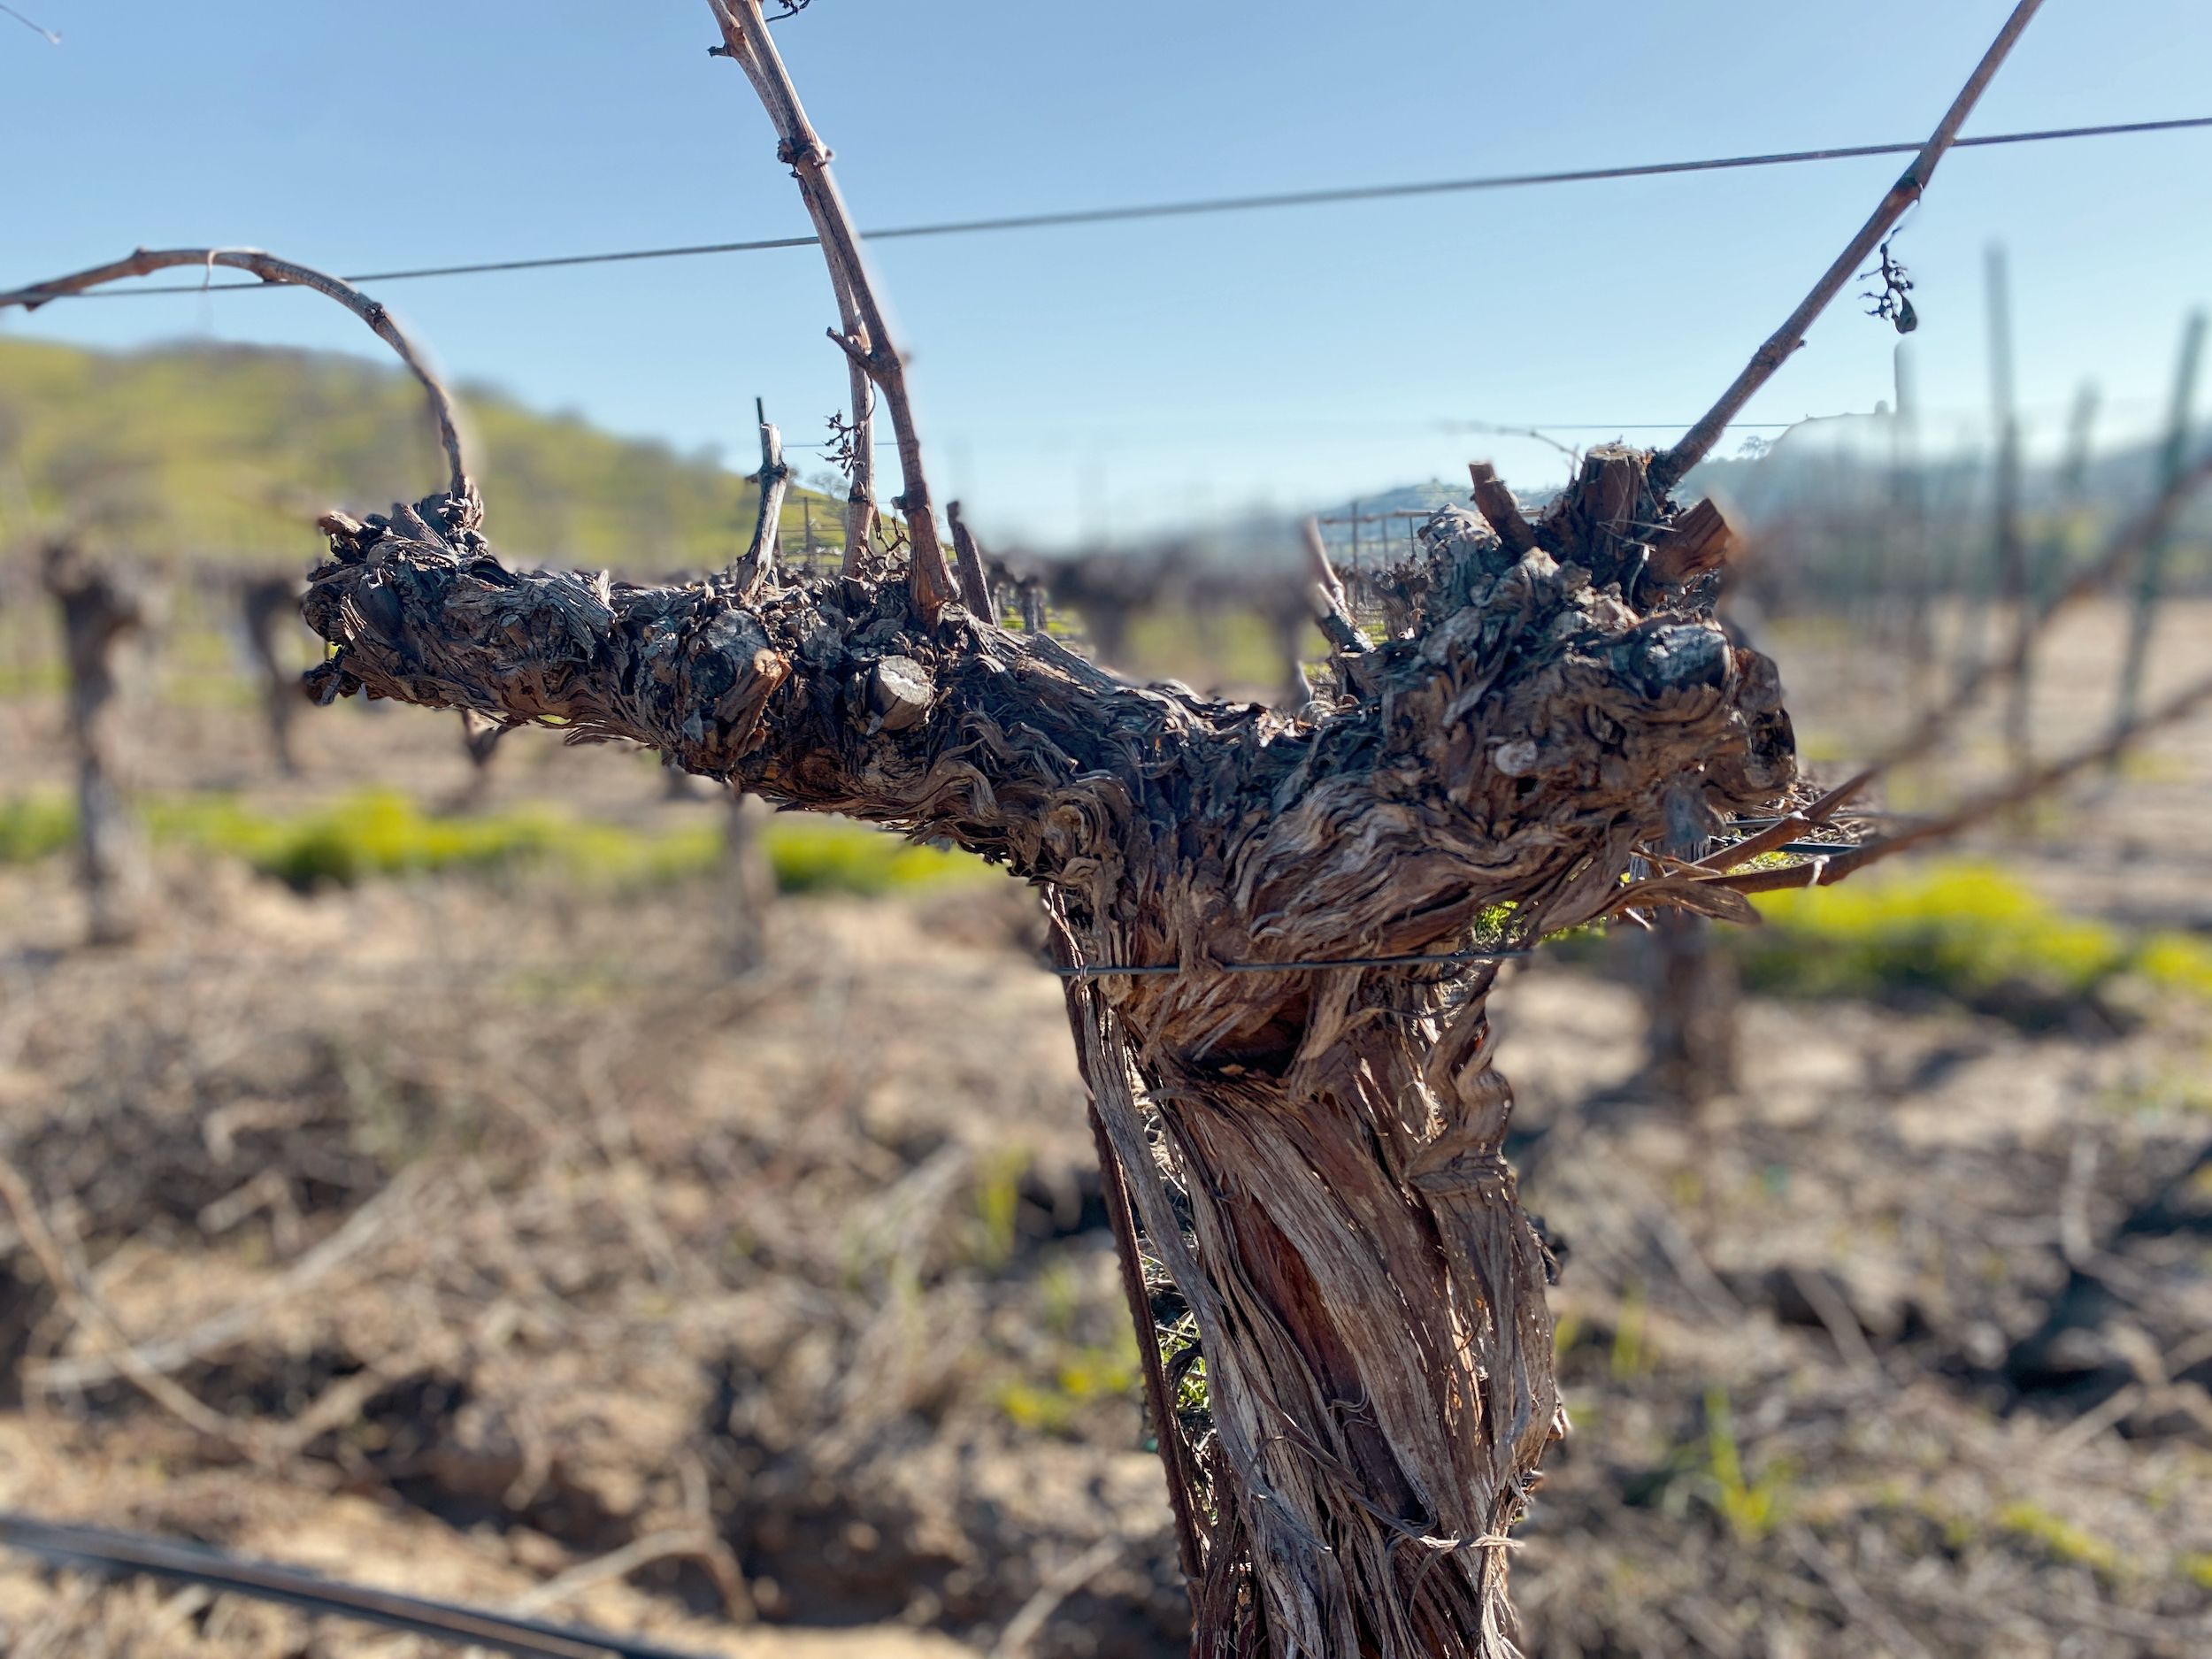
left=1034, top=1256, right=1086, bottom=1340
left=1550, top=1310, right=1582, bottom=1359
left=1609, top=1283, right=1649, bottom=1382
left=0, top=795, right=74, bottom=863
left=1741, top=862, right=2212, bottom=1018
left=1702, top=1388, right=1794, bottom=1544
left=0, top=663, right=68, bottom=697
left=760, top=817, right=987, bottom=895
left=1159, top=1313, right=1210, bottom=1420
left=1617, top=1387, right=1793, bottom=1540
left=0, top=787, right=989, bottom=895
left=967, top=1148, right=1030, bottom=1271
left=2134, top=932, right=2212, bottom=999
left=2098, top=1064, right=2212, bottom=1118
left=996, top=1334, right=1140, bottom=1438
left=152, top=791, right=650, bottom=888
left=1993, top=1501, right=2123, bottom=1578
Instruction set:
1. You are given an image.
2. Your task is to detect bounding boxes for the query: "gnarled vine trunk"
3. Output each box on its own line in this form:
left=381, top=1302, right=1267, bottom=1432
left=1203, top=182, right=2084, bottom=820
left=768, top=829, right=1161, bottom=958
left=298, top=443, right=1794, bottom=1655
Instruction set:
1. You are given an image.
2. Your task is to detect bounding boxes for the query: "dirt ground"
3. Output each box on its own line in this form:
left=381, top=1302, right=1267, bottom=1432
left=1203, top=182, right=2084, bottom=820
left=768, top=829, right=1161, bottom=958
left=0, top=594, right=2207, bottom=1656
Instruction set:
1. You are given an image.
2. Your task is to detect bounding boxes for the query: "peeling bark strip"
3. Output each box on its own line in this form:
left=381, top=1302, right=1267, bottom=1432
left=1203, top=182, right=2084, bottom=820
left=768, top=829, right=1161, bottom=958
left=301, top=442, right=1795, bottom=1654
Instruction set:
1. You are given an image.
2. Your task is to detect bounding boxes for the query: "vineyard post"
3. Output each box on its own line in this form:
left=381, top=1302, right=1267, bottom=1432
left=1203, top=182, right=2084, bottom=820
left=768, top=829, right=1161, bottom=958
left=2113, top=310, right=2205, bottom=736
left=1985, top=245, right=2029, bottom=767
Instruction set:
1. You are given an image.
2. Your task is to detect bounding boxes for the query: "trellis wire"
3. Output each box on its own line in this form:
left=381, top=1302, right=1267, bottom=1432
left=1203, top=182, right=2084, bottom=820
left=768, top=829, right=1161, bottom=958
left=53, top=116, right=2212, bottom=300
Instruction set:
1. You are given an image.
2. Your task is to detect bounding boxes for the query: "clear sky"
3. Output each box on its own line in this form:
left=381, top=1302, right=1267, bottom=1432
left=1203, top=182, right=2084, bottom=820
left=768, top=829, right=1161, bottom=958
left=4, top=1, right=2209, bottom=544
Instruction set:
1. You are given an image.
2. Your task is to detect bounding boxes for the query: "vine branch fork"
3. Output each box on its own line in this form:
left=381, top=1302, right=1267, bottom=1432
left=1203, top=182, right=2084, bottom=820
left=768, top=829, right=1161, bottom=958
left=706, top=0, right=956, bottom=620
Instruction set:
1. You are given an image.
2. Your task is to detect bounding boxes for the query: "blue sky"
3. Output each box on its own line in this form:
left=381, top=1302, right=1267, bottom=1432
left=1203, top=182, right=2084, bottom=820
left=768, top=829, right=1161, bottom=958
left=4, top=1, right=2209, bottom=543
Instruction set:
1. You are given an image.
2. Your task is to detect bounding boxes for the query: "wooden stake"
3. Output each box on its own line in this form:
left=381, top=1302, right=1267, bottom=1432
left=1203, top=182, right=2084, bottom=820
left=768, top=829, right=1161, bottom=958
left=2114, top=310, right=2205, bottom=733
left=1985, top=245, right=2030, bottom=766
left=1889, top=343, right=1940, bottom=710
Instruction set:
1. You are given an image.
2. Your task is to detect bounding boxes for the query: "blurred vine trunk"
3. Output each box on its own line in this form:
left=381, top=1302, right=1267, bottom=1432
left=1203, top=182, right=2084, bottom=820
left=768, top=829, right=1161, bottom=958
left=2114, top=310, right=2205, bottom=741
left=1640, top=784, right=1741, bottom=1106
left=724, top=789, right=774, bottom=973
left=42, top=540, right=149, bottom=945
left=1017, top=577, right=1048, bottom=634
left=1641, top=913, right=1740, bottom=1106
left=239, top=573, right=304, bottom=775
left=454, top=708, right=507, bottom=809
left=1267, top=598, right=1315, bottom=711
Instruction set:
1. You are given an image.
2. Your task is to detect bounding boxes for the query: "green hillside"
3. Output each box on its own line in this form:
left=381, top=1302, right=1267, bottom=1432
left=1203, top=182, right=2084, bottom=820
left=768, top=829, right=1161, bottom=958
left=0, top=335, right=845, bottom=573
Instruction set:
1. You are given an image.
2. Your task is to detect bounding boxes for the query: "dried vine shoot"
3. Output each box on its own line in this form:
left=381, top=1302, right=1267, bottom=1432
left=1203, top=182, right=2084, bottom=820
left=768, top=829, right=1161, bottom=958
left=0, top=248, right=478, bottom=524
left=1653, top=0, right=2045, bottom=488
left=706, top=0, right=952, bottom=615
left=733, top=396, right=791, bottom=600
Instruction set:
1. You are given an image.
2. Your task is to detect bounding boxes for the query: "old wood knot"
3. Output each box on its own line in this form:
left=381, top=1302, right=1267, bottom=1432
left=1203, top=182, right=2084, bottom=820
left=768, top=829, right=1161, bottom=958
left=776, top=136, right=833, bottom=170
left=868, top=655, right=934, bottom=732
left=1615, top=622, right=1732, bottom=700
left=1492, top=740, right=1541, bottom=779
